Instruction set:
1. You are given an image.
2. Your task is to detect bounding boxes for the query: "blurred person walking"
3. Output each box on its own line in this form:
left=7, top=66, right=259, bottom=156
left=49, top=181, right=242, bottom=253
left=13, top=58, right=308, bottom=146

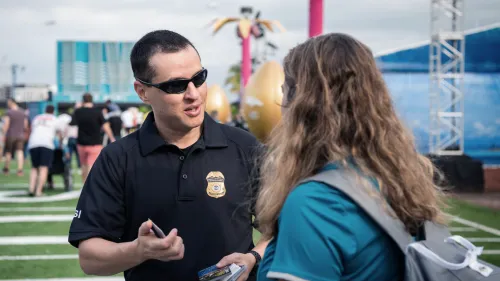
left=56, top=107, right=81, bottom=174
left=70, top=93, right=115, bottom=183
left=227, top=112, right=249, bottom=131
left=27, top=105, right=59, bottom=197
left=2, top=98, right=28, bottom=176
left=121, top=107, right=142, bottom=134
left=0, top=114, right=6, bottom=162
left=103, top=99, right=123, bottom=144
left=67, top=103, right=81, bottom=172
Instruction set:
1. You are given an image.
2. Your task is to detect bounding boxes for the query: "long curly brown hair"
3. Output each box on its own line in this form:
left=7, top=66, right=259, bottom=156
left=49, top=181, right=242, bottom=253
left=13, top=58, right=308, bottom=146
left=255, top=33, right=447, bottom=240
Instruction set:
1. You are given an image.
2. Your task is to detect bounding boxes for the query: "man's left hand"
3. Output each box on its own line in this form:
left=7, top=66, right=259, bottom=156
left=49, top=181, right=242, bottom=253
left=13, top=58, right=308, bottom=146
left=216, top=253, right=256, bottom=281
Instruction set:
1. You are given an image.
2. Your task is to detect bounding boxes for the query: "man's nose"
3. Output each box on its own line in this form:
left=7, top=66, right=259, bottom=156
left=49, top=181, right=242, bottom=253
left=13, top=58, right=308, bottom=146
left=184, top=82, right=200, bottom=100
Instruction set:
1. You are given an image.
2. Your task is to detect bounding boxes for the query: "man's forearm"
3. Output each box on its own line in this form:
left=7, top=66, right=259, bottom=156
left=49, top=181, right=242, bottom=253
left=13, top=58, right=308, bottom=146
left=78, top=237, right=143, bottom=276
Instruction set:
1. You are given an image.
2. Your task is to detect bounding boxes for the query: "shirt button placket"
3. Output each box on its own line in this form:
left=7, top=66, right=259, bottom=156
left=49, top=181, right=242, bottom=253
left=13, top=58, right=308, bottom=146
left=180, top=156, right=187, bottom=179
left=178, top=153, right=191, bottom=200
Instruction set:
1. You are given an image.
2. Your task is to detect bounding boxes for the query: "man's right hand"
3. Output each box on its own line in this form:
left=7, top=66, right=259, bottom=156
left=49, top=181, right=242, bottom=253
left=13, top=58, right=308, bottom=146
left=135, top=220, right=185, bottom=262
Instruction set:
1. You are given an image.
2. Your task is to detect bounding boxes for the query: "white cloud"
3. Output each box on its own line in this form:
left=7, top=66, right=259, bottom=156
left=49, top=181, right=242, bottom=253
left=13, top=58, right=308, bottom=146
left=473, top=121, right=498, bottom=137
left=496, top=119, right=500, bottom=125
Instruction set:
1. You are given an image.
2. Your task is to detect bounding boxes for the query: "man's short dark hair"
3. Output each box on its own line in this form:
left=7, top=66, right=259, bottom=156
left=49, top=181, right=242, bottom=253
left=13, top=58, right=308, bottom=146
left=82, top=92, right=93, bottom=103
left=45, top=105, right=55, bottom=114
left=130, top=30, right=199, bottom=83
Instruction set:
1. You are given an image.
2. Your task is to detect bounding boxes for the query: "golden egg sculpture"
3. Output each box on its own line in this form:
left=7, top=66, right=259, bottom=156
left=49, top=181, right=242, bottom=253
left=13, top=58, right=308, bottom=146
left=243, top=61, right=284, bottom=142
left=206, top=84, right=231, bottom=123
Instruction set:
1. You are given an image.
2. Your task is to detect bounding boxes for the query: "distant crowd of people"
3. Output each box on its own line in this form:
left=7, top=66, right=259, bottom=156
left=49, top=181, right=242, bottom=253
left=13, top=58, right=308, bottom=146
left=0, top=94, right=251, bottom=197
left=0, top=95, right=145, bottom=196
left=209, top=109, right=249, bottom=131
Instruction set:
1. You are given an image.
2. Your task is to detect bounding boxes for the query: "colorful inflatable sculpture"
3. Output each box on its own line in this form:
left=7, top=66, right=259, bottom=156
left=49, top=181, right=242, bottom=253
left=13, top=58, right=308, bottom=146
left=243, top=61, right=284, bottom=142
left=209, top=8, right=285, bottom=90
left=206, top=84, right=231, bottom=123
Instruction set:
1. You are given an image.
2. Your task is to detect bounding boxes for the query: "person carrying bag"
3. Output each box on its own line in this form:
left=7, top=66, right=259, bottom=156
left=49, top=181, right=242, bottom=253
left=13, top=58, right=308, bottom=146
left=303, top=168, right=499, bottom=281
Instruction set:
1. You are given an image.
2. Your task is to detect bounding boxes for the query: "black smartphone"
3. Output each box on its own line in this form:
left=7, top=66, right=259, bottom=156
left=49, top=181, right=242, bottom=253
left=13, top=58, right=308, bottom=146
left=149, top=219, right=166, bottom=238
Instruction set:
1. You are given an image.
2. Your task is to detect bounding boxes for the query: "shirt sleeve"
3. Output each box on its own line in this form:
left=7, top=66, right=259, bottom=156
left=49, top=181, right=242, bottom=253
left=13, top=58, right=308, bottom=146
left=266, top=182, right=356, bottom=281
left=68, top=146, right=126, bottom=248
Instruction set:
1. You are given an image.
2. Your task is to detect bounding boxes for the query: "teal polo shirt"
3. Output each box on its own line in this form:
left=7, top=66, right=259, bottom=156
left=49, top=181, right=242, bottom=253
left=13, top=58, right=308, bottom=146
left=256, top=163, right=403, bottom=281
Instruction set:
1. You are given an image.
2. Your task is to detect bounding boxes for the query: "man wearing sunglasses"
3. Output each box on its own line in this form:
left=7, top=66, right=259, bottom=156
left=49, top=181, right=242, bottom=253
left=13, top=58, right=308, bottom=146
left=68, top=30, right=267, bottom=281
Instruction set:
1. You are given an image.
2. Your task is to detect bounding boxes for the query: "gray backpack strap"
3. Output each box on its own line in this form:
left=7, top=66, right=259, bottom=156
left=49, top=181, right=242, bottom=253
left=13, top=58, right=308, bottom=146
left=301, top=168, right=413, bottom=253
left=421, top=221, right=452, bottom=241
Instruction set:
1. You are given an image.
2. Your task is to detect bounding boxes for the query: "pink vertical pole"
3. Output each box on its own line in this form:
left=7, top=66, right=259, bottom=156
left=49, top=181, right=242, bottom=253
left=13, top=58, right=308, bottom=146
left=309, top=0, right=323, bottom=37
left=240, top=35, right=251, bottom=106
left=241, top=36, right=251, bottom=86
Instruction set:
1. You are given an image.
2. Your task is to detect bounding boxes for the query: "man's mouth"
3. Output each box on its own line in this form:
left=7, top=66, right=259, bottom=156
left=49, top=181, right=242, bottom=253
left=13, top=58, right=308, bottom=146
left=184, top=104, right=202, bottom=116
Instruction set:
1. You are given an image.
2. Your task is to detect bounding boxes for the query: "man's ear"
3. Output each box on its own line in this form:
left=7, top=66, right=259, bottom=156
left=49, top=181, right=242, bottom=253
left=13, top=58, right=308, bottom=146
left=134, top=81, right=150, bottom=104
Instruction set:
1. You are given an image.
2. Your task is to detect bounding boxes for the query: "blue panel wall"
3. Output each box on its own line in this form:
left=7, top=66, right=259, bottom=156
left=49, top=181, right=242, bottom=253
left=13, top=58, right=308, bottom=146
left=376, top=27, right=500, bottom=73
left=56, top=41, right=139, bottom=103
left=384, top=72, right=500, bottom=164
left=378, top=26, right=500, bottom=164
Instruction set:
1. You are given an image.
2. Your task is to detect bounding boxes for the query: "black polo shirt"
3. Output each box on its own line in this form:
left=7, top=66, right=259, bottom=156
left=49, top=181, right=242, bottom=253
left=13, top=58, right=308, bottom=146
left=68, top=112, right=261, bottom=281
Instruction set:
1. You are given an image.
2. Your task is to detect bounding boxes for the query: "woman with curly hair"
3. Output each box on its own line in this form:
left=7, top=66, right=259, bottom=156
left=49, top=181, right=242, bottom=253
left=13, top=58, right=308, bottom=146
left=255, top=33, right=447, bottom=281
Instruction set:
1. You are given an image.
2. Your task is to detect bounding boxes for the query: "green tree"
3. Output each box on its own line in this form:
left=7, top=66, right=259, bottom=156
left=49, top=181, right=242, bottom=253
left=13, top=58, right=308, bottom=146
left=224, top=63, right=241, bottom=94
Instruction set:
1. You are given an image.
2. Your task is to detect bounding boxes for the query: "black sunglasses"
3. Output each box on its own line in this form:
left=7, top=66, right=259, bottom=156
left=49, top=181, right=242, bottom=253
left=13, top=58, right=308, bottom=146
left=136, top=68, right=208, bottom=94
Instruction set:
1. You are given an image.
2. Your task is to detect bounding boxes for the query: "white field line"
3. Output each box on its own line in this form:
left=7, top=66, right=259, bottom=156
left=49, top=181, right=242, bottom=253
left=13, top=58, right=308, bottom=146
left=452, top=217, right=500, bottom=236
left=0, top=183, right=82, bottom=189
left=449, top=227, right=477, bottom=232
left=0, top=215, right=72, bottom=223
left=0, top=236, right=68, bottom=245
left=0, top=277, right=125, bottom=281
left=0, top=207, right=74, bottom=212
left=467, top=237, right=500, bottom=243
left=0, top=190, right=81, bottom=203
left=482, top=250, right=500, bottom=255
left=0, top=254, right=78, bottom=261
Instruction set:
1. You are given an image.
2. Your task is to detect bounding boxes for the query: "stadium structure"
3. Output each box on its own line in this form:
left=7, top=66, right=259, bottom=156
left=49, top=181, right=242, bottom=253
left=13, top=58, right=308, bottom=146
left=376, top=22, right=500, bottom=167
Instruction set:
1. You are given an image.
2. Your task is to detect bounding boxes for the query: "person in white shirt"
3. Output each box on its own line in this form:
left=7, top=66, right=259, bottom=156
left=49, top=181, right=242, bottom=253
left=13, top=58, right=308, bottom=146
left=121, top=107, right=144, bottom=134
left=27, top=105, right=59, bottom=197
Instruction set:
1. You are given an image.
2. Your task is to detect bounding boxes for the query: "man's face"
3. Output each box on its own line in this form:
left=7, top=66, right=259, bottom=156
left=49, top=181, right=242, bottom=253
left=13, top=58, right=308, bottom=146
left=135, top=46, right=207, bottom=132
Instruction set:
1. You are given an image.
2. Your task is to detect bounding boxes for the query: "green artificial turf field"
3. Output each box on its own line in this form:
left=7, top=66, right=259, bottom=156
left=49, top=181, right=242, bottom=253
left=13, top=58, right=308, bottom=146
left=0, top=161, right=498, bottom=280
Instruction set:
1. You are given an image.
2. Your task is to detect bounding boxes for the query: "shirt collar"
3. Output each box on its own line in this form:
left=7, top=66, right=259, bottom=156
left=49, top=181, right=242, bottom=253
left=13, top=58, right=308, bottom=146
left=139, top=111, right=228, bottom=156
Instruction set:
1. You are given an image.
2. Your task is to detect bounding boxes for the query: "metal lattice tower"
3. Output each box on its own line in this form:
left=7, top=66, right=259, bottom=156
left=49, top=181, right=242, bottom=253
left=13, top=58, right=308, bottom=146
left=429, top=0, right=465, bottom=155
